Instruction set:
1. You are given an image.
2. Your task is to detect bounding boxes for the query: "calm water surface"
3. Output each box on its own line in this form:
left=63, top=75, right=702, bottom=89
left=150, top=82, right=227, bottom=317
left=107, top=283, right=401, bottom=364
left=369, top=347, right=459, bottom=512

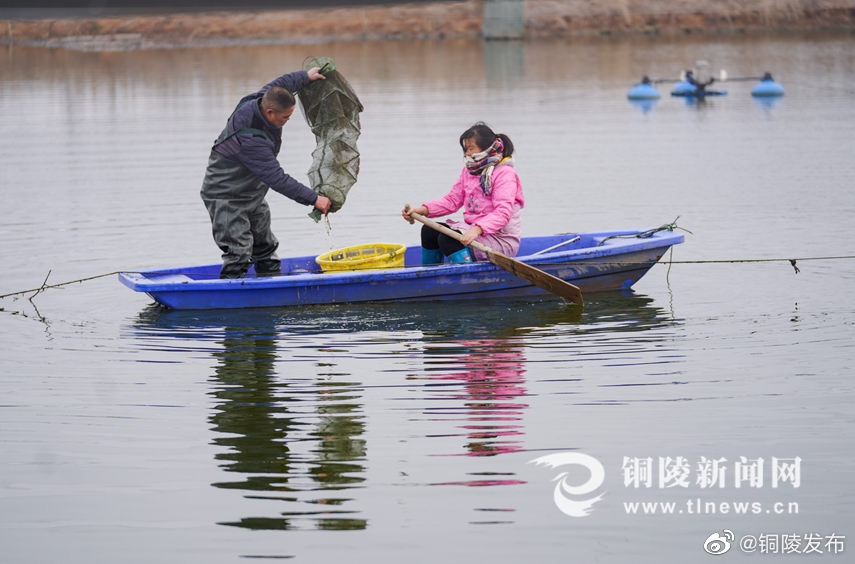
left=1, top=32, right=854, bottom=563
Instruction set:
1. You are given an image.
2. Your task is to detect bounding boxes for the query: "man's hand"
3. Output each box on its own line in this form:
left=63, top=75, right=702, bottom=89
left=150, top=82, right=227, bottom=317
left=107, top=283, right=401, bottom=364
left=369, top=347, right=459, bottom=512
left=314, top=195, right=332, bottom=214
left=307, top=66, right=327, bottom=81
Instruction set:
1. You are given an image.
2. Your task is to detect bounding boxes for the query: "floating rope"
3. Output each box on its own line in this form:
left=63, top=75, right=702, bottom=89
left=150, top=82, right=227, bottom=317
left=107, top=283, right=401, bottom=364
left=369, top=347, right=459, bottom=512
left=1, top=254, right=854, bottom=303
left=592, top=255, right=855, bottom=275
left=589, top=218, right=855, bottom=274
left=0, top=270, right=131, bottom=300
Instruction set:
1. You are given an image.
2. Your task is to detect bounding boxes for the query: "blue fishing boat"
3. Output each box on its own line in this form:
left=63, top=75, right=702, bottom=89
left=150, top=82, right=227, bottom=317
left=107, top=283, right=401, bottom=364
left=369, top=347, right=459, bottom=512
left=118, top=228, right=684, bottom=310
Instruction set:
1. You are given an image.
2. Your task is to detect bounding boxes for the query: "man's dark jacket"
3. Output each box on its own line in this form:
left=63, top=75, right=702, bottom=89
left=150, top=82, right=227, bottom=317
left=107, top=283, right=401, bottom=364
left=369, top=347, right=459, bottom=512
left=210, top=70, right=317, bottom=206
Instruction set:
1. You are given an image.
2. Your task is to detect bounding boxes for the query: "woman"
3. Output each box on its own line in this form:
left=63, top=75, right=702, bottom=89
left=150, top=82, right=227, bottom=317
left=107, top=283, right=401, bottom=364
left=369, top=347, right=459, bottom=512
left=402, top=122, right=524, bottom=264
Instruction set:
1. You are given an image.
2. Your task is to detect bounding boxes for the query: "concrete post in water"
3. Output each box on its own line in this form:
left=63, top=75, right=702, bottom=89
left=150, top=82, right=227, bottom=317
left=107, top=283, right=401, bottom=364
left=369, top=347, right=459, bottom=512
left=482, top=0, right=524, bottom=40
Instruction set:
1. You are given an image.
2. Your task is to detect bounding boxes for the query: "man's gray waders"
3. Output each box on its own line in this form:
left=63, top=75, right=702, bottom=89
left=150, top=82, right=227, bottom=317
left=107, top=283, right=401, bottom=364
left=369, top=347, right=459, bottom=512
left=201, top=127, right=281, bottom=279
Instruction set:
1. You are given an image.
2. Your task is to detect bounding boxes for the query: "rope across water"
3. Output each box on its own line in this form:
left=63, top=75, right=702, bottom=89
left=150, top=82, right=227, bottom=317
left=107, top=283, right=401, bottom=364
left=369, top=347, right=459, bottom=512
left=1, top=216, right=853, bottom=303
left=2, top=255, right=854, bottom=303
left=0, top=271, right=131, bottom=300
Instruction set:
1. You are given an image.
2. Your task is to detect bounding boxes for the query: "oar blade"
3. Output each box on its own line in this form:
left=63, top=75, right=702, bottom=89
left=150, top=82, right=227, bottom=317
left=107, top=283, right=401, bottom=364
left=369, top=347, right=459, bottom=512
left=485, top=250, right=583, bottom=305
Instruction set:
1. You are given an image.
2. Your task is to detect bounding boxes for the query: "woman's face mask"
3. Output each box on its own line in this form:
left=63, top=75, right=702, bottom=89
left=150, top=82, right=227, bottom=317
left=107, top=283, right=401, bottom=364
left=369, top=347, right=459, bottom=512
left=462, top=137, right=486, bottom=161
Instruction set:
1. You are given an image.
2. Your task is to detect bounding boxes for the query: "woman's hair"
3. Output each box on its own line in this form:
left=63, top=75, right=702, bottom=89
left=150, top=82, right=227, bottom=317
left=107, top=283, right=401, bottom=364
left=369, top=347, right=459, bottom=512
left=459, top=122, right=514, bottom=157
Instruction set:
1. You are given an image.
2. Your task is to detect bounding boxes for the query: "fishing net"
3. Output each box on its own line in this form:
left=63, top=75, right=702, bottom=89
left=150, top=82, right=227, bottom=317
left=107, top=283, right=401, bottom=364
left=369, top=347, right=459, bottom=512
left=299, top=56, right=364, bottom=222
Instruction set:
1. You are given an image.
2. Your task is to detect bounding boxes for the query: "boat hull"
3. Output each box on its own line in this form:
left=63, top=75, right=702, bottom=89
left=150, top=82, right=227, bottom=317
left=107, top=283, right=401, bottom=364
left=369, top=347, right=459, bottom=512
left=119, top=230, right=683, bottom=310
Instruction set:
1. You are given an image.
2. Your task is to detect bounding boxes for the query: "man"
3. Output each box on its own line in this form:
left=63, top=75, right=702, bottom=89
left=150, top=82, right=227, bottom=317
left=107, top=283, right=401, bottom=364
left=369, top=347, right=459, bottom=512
left=201, top=66, right=331, bottom=279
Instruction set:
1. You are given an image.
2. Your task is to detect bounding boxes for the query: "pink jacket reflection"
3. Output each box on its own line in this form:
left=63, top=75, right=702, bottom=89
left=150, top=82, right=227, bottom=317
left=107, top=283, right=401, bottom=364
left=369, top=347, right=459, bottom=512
left=425, top=340, right=527, bottom=457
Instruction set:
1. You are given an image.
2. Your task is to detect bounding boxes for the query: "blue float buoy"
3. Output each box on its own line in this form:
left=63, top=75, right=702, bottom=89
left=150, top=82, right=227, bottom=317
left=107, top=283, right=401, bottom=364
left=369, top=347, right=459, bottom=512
left=627, top=83, right=660, bottom=100
left=627, top=76, right=660, bottom=100
left=670, top=80, right=695, bottom=96
left=751, top=73, right=785, bottom=97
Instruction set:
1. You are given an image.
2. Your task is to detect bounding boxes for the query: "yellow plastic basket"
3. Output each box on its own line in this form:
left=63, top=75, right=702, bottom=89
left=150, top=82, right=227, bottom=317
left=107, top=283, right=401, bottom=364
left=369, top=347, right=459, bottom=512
left=315, top=243, right=406, bottom=272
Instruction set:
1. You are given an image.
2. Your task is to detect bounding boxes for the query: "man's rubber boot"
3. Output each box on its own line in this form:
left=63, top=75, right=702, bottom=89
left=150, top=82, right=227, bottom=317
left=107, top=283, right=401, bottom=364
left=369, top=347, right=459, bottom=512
left=220, top=262, right=250, bottom=279
left=421, top=248, right=444, bottom=265
left=255, top=258, right=282, bottom=277
left=446, top=248, right=474, bottom=264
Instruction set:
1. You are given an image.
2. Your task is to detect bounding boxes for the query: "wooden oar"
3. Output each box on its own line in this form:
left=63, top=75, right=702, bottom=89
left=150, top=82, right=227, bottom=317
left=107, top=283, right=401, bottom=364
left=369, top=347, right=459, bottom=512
left=408, top=210, right=583, bottom=305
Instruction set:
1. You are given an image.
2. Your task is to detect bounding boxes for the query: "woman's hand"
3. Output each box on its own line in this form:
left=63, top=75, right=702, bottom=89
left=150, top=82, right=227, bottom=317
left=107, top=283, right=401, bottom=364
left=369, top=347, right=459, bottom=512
left=307, top=66, right=327, bottom=81
left=402, top=204, right=427, bottom=224
left=460, top=225, right=483, bottom=246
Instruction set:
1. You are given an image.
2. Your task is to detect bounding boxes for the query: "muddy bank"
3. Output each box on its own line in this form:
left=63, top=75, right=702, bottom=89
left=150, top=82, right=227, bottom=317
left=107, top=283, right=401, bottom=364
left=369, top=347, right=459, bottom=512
left=2, top=0, right=853, bottom=51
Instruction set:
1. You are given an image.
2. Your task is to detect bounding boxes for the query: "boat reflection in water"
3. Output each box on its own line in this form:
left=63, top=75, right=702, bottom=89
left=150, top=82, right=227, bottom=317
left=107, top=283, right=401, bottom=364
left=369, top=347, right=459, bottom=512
left=130, top=292, right=677, bottom=529
left=133, top=305, right=374, bottom=532
left=404, top=293, right=677, bottom=476
left=207, top=326, right=368, bottom=531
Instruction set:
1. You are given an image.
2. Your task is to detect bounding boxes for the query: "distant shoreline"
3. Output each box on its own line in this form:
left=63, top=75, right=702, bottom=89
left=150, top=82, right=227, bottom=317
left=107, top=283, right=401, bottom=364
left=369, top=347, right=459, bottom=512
left=2, top=0, right=853, bottom=51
